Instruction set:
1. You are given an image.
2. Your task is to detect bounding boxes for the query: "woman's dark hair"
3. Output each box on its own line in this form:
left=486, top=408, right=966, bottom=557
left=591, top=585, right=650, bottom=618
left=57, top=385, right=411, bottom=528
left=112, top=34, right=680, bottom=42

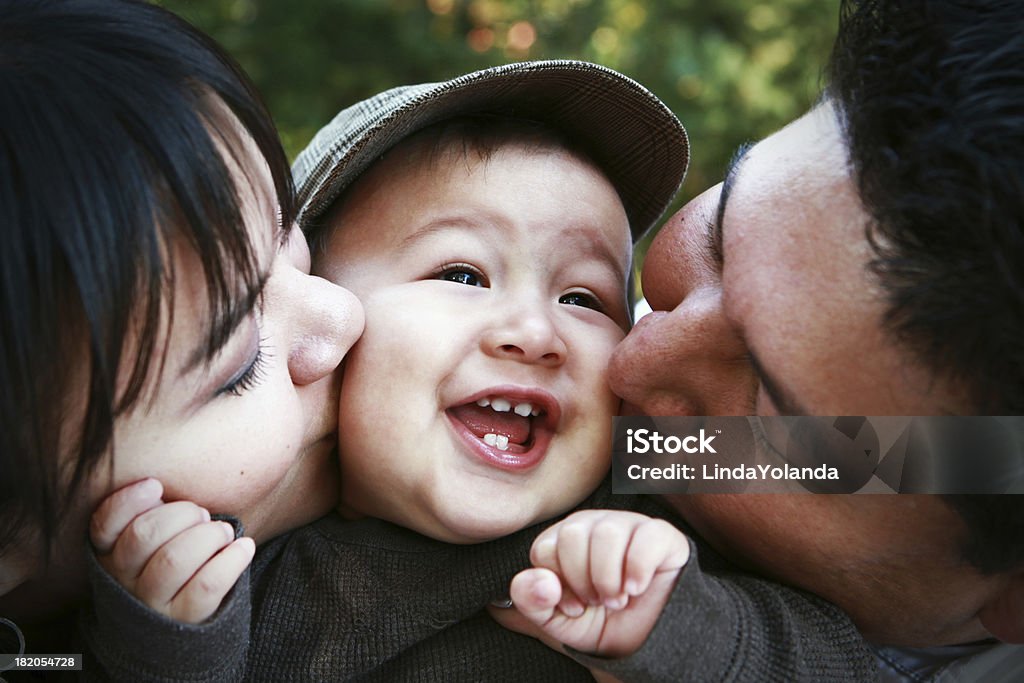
left=0, top=0, right=296, bottom=556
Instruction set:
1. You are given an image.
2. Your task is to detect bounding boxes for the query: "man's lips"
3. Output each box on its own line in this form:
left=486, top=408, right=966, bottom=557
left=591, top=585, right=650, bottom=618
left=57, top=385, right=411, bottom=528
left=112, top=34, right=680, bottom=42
left=445, top=386, right=560, bottom=471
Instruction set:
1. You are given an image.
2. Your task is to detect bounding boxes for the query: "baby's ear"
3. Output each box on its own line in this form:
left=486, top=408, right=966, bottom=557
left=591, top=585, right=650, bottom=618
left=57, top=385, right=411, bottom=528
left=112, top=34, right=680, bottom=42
left=978, top=572, right=1024, bottom=643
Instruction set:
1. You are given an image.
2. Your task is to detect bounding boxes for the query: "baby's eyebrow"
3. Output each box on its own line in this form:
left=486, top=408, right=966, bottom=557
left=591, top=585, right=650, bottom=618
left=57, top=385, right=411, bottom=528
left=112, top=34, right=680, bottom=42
left=395, top=219, right=471, bottom=253
left=557, top=225, right=630, bottom=281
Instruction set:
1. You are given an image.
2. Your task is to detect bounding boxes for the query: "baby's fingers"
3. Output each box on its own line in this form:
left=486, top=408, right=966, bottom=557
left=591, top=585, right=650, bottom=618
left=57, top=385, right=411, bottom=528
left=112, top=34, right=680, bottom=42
left=134, top=520, right=237, bottom=613
left=554, top=521, right=599, bottom=607
left=508, top=568, right=563, bottom=626
left=508, top=568, right=609, bottom=657
left=532, top=533, right=586, bottom=618
left=169, top=536, right=255, bottom=624
left=624, top=519, right=691, bottom=596
left=589, top=517, right=631, bottom=609
left=104, top=501, right=211, bottom=582
left=90, top=478, right=163, bottom=553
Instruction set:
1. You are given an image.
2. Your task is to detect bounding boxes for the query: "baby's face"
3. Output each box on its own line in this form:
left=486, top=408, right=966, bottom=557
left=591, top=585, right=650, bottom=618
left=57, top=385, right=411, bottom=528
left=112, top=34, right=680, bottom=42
left=316, top=141, right=631, bottom=543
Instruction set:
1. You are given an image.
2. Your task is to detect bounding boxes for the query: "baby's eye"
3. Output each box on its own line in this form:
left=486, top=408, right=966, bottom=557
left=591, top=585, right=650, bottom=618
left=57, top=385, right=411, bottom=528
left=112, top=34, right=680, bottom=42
left=442, top=270, right=480, bottom=286
left=434, top=263, right=487, bottom=287
left=559, top=291, right=603, bottom=311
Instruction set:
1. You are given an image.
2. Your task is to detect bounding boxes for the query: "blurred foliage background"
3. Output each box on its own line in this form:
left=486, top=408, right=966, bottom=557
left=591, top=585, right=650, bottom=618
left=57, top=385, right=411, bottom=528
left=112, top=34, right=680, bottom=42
left=159, top=0, right=839, bottom=270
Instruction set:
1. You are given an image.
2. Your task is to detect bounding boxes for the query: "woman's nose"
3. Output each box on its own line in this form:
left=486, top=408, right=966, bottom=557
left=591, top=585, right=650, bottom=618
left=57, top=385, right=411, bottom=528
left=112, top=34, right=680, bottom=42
left=285, top=270, right=364, bottom=386
left=274, top=227, right=364, bottom=386
left=481, top=301, right=567, bottom=368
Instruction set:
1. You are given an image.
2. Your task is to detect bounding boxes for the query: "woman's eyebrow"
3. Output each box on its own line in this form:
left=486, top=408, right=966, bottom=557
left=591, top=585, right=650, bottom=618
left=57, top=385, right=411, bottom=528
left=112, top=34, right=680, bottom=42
left=708, top=142, right=755, bottom=267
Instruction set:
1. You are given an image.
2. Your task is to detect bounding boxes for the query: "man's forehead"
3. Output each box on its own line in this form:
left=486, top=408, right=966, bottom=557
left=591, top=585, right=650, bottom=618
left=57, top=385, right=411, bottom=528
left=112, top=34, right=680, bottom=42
left=713, top=104, right=931, bottom=415
left=720, top=105, right=860, bottom=266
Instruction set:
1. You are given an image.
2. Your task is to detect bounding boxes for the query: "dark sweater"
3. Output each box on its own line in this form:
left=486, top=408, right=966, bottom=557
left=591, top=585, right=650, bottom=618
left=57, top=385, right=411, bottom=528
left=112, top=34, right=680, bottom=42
left=79, top=484, right=877, bottom=681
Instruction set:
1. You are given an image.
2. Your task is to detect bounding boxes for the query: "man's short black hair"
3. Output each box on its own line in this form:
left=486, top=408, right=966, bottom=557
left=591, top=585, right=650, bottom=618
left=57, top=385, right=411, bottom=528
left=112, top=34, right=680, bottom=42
left=829, top=0, right=1024, bottom=415
left=829, top=0, right=1024, bottom=573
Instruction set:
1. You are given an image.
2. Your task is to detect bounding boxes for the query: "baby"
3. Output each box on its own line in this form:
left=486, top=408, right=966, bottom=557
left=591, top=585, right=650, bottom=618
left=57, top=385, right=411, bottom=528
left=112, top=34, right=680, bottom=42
left=84, top=60, right=695, bottom=680
left=85, top=61, right=872, bottom=683
left=316, top=113, right=632, bottom=544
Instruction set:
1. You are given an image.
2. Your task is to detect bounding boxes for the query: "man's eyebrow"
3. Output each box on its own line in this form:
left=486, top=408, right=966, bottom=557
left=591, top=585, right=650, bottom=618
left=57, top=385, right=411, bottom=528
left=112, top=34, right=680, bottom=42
left=708, top=142, right=754, bottom=266
left=181, top=272, right=269, bottom=376
left=748, top=348, right=808, bottom=416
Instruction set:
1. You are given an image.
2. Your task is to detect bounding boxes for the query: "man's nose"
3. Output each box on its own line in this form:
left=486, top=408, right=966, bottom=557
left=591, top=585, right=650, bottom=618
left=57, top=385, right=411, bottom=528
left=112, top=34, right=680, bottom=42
left=611, top=287, right=752, bottom=415
left=641, top=185, right=723, bottom=313
left=609, top=188, right=752, bottom=415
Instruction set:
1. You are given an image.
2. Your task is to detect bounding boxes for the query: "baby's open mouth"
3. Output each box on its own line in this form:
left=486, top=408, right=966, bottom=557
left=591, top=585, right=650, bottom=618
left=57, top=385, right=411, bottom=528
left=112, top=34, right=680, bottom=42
left=445, top=389, right=560, bottom=471
left=447, top=397, right=544, bottom=453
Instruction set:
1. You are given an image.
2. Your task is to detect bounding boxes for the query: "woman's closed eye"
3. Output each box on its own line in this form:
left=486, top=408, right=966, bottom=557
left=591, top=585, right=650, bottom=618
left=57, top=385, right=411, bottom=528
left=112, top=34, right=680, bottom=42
left=433, top=262, right=488, bottom=287
left=217, top=337, right=271, bottom=398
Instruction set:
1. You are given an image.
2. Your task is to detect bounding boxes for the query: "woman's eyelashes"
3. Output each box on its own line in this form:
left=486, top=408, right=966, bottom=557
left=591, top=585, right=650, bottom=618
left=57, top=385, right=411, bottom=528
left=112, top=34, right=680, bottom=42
left=218, top=337, right=271, bottom=398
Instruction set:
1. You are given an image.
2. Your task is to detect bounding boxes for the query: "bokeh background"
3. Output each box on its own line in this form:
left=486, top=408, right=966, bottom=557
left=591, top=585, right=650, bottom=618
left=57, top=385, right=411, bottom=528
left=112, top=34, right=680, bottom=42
left=159, top=0, right=839, bottom=274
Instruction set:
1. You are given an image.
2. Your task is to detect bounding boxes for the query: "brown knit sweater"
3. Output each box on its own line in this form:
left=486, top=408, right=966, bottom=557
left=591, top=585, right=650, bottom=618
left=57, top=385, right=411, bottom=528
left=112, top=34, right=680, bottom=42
left=79, top=481, right=877, bottom=681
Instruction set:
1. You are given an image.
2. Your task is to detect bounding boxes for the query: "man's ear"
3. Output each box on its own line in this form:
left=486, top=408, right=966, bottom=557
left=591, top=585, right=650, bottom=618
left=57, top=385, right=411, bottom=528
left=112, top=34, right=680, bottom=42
left=978, top=572, right=1024, bottom=644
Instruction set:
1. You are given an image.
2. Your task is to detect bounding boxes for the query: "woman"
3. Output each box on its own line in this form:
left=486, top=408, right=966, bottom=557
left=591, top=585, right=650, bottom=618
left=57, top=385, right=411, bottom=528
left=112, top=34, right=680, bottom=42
left=0, top=0, right=362, bottom=643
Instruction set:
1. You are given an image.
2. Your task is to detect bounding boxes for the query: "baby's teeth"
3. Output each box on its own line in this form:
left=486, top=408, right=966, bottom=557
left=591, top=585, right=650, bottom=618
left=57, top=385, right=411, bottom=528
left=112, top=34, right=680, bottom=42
left=513, top=402, right=533, bottom=417
left=531, top=408, right=541, bottom=416
left=482, top=433, right=509, bottom=451
left=491, top=398, right=512, bottom=412
left=476, top=398, right=491, bottom=407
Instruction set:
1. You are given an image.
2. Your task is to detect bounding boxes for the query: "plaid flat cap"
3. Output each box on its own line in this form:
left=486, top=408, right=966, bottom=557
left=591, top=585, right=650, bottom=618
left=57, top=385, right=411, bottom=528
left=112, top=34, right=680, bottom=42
left=293, top=59, right=688, bottom=242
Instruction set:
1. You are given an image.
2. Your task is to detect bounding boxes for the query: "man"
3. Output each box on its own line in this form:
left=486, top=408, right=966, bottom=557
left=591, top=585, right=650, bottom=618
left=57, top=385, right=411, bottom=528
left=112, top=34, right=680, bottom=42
left=608, top=0, right=1023, bottom=679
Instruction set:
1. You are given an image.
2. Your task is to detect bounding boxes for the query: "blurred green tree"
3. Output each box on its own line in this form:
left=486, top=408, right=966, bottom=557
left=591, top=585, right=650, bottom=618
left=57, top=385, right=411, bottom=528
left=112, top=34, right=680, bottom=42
left=159, top=0, right=838, bottom=274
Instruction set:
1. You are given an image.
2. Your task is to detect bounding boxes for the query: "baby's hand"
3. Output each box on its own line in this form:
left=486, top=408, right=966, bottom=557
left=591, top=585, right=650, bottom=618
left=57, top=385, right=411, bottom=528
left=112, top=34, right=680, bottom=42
left=507, top=509, right=689, bottom=659
left=90, top=478, right=255, bottom=624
